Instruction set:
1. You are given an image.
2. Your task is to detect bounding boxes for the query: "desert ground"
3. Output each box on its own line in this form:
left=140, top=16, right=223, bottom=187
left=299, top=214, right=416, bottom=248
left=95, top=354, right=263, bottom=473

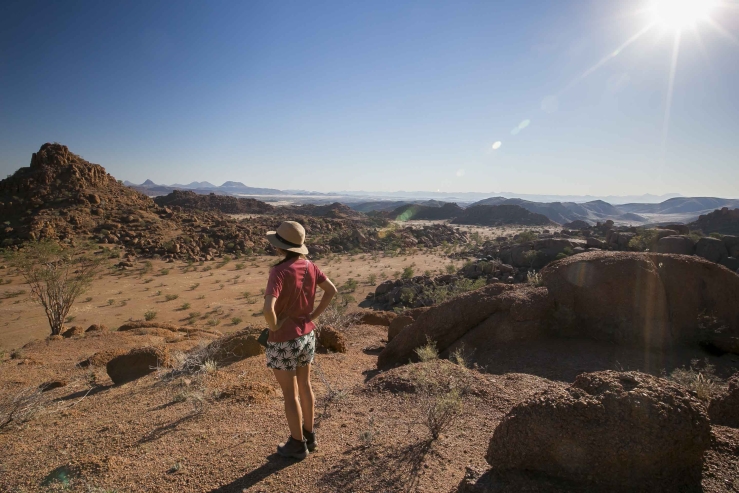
left=2, top=228, right=739, bottom=493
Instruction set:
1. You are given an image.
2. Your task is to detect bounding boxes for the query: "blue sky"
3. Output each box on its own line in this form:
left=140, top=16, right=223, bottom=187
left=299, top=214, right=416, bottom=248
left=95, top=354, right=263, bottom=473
left=1, top=0, right=738, bottom=197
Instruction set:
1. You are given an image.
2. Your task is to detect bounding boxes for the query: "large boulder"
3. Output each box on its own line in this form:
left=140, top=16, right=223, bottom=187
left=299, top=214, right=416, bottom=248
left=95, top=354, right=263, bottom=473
left=106, top=346, right=172, bottom=384
left=695, top=236, right=728, bottom=263
left=387, top=306, right=431, bottom=342
left=317, top=326, right=346, bottom=353
left=206, top=330, right=264, bottom=363
left=724, top=235, right=739, bottom=258
left=542, top=252, right=670, bottom=348
left=644, top=253, right=739, bottom=347
left=708, top=374, right=739, bottom=428
left=358, top=310, right=396, bottom=327
left=378, top=285, right=550, bottom=368
left=656, top=235, right=695, bottom=255
left=486, top=371, right=711, bottom=489
left=542, top=251, right=739, bottom=349
left=658, top=224, right=689, bottom=235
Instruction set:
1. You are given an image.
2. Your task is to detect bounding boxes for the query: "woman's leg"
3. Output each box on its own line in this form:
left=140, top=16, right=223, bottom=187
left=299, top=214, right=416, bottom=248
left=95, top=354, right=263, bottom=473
left=296, top=364, right=315, bottom=432
left=272, top=369, right=303, bottom=441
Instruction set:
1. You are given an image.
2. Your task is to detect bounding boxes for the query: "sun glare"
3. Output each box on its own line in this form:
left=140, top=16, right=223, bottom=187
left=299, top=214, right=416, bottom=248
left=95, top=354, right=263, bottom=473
left=650, top=0, right=718, bottom=29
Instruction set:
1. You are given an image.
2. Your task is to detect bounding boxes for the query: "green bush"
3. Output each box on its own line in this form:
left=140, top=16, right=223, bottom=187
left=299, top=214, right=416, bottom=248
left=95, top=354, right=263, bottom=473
left=401, top=266, right=414, bottom=279
left=144, top=310, right=157, bottom=321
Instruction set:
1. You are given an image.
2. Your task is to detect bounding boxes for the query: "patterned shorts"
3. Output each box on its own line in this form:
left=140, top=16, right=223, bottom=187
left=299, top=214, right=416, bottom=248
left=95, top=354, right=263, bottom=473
left=266, top=331, right=316, bottom=371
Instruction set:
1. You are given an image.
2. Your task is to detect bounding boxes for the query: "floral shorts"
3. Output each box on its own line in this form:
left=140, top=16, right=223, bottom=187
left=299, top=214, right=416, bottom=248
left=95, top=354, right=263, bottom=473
left=266, top=331, right=316, bottom=371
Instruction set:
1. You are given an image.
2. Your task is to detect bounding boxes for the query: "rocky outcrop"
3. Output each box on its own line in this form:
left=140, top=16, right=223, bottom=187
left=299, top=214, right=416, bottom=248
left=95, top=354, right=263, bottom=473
left=378, top=285, right=551, bottom=368
left=451, top=205, right=553, bottom=227
left=206, top=330, right=264, bottom=363
left=486, top=371, right=711, bottom=490
left=708, top=374, right=739, bottom=428
left=689, top=207, right=739, bottom=236
left=154, top=190, right=274, bottom=214
left=541, top=251, right=739, bottom=349
left=106, top=346, right=172, bottom=384
left=695, top=236, right=728, bottom=263
left=358, top=310, right=396, bottom=327
left=317, top=326, right=347, bottom=353
left=388, top=307, right=431, bottom=342
left=656, top=235, right=695, bottom=255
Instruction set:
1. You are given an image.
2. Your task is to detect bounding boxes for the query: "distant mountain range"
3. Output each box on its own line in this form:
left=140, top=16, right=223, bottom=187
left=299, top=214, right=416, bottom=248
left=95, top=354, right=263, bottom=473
left=124, top=179, right=288, bottom=197
left=355, top=196, right=739, bottom=226
left=123, top=179, right=739, bottom=226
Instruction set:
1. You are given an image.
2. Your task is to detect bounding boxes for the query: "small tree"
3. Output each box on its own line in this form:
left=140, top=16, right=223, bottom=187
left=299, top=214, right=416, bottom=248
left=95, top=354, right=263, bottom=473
left=7, top=241, right=101, bottom=336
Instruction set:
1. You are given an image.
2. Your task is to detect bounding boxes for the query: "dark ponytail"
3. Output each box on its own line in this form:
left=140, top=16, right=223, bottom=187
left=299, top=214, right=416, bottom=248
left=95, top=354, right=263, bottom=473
left=275, top=250, right=305, bottom=266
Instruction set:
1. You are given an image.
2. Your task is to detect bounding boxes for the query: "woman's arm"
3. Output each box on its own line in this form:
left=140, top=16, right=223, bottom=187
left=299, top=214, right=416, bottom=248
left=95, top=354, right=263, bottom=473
left=263, top=295, right=279, bottom=332
left=309, top=279, right=338, bottom=322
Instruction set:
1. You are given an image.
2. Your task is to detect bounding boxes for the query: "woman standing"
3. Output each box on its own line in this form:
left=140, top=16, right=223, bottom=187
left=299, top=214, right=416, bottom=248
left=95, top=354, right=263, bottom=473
left=263, top=221, right=337, bottom=459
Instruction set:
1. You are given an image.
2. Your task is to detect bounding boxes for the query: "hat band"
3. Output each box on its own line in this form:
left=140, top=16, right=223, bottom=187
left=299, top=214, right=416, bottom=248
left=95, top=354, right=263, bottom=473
left=275, top=232, right=303, bottom=248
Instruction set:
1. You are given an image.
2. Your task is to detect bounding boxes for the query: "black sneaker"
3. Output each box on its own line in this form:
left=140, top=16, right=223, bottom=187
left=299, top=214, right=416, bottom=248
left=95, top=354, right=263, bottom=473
left=277, top=436, right=309, bottom=459
left=303, top=427, right=316, bottom=452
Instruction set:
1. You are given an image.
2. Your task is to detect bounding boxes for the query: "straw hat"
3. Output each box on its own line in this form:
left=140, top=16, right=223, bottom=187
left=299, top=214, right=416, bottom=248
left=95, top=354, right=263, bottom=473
left=266, top=221, right=309, bottom=255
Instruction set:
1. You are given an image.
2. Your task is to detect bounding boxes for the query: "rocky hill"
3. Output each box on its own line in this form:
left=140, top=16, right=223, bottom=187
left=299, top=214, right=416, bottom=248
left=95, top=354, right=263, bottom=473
left=386, top=202, right=464, bottom=221
left=471, top=197, right=646, bottom=225
left=451, top=204, right=553, bottom=227
left=0, top=144, right=271, bottom=258
left=154, top=190, right=274, bottom=214
left=282, top=202, right=366, bottom=220
left=689, top=207, right=739, bottom=235
left=0, top=143, right=155, bottom=245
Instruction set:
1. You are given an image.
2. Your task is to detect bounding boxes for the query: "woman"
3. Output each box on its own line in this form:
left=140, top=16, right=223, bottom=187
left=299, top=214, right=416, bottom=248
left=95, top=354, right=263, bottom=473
left=263, top=221, right=337, bottom=459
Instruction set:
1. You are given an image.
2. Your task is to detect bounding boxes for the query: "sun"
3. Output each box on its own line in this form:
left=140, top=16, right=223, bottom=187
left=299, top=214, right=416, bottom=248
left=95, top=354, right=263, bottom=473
left=650, top=0, right=719, bottom=30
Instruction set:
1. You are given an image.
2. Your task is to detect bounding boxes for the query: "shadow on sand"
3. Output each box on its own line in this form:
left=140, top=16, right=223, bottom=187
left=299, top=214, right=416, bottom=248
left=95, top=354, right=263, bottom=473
left=207, top=453, right=300, bottom=493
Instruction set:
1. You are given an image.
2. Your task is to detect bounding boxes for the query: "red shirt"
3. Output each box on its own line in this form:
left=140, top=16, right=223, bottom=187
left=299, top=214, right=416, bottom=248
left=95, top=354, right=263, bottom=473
left=265, top=258, right=327, bottom=343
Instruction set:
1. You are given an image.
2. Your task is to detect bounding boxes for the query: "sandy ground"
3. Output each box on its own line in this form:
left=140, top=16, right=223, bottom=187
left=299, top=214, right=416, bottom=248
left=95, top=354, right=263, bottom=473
left=0, top=250, right=461, bottom=351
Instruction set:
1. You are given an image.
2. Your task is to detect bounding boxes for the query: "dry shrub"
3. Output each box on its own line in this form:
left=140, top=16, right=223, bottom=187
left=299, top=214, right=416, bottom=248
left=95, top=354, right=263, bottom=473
left=0, top=385, right=46, bottom=430
left=315, top=297, right=360, bottom=331
left=425, top=388, right=462, bottom=440
left=414, top=336, right=438, bottom=362
left=669, top=359, right=725, bottom=401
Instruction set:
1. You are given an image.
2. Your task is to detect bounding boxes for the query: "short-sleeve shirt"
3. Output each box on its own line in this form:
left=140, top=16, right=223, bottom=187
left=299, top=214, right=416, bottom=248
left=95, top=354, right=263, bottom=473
left=265, top=258, right=327, bottom=343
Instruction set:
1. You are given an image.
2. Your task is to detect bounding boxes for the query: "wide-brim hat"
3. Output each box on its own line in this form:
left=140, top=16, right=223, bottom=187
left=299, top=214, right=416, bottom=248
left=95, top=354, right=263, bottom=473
left=266, top=220, right=309, bottom=255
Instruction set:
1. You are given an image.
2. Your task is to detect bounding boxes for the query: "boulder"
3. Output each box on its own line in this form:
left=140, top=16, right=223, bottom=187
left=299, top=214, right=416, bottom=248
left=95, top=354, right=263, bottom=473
left=386, top=307, right=431, bottom=342
left=206, top=330, right=264, bottom=363
left=388, top=315, right=414, bottom=342
left=542, top=251, right=739, bottom=349
left=486, top=371, right=711, bottom=489
left=585, top=237, right=604, bottom=249
left=644, top=253, right=739, bottom=347
left=708, top=374, right=739, bottom=428
left=78, top=349, right=127, bottom=368
left=695, top=236, right=728, bottom=263
left=721, top=256, right=739, bottom=272
left=542, top=252, right=670, bottom=348
left=724, top=235, right=739, bottom=258
left=658, top=224, right=689, bottom=235
left=106, top=346, right=172, bottom=384
left=378, top=284, right=545, bottom=368
left=317, top=326, right=346, bottom=353
left=61, top=325, right=85, bottom=338
left=358, top=310, right=396, bottom=327
left=85, top=324, right=107, bottom=333
left=656, top=235, right=695, bottom=255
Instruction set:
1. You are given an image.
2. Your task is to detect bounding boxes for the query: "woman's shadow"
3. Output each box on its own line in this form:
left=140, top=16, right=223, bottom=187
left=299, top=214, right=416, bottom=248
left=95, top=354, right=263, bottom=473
left=207, top=453, right=298, bottom=492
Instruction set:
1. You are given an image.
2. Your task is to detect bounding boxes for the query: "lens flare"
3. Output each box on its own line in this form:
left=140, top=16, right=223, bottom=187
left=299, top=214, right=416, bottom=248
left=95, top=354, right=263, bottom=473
left=492, top=141, right=502, bottom=150
left=650, top=0, right=718, bottom=29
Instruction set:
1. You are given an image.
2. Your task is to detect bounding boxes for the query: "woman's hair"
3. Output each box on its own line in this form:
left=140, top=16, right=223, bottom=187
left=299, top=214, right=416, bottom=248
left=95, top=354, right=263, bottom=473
left=274, top=249, right=305, bottom=266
